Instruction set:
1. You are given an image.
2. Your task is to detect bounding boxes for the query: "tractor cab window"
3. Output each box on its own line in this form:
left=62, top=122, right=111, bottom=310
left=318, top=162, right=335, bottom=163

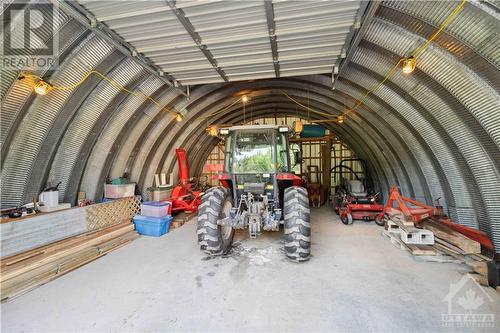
left=233, top=130, right=274, bottom=173
left=224, top=135, right=232, bottom=172
left=277, top=133, right=289, bottom=172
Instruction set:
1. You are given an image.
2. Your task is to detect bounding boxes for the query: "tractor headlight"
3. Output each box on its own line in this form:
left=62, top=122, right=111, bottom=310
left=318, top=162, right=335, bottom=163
left=278, top=126, right=289, bottom=133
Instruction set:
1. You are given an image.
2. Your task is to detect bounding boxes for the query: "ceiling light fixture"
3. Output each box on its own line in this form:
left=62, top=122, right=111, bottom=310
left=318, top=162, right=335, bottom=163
left=175, top=113, right=183, bottom=122
left=208, top=125, right=218, bottom=136
left=402, top=56, right=416, bottom=74
left=34, top=80, right=53, bottom=95
left=242, top=95, right=249, bottom=103
left=337, top=115, right=345, bottom=124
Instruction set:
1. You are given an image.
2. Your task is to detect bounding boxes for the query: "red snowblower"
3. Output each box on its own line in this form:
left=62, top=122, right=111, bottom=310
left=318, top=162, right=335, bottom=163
left=168, top=148, right=204, bottom=213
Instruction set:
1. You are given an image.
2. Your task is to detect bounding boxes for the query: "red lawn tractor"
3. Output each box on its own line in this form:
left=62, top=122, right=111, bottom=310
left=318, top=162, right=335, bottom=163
left=337, top=180, right=384, bottom=226
left=332, top=159, right=384, bottom=226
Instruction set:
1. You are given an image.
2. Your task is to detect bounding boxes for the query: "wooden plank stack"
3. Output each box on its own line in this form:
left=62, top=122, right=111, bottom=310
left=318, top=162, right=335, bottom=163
left=0, top=221, right=139, bottom=302
left=382, top=211, right=491, bottom=285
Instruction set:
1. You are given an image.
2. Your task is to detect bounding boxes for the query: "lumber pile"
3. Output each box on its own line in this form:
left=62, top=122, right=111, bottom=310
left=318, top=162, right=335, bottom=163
left=382, top=211, right=490, bottom=284
left=0, top=222, right=138, bottom=302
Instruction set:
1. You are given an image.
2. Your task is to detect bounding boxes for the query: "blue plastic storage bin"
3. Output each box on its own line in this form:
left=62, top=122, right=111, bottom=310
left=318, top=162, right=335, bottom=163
left=133, top=215, right=172, bottom=237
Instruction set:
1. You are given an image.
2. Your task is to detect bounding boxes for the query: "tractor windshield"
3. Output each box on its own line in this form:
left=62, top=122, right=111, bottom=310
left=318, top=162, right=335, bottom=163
left=233, top=130, right=275, bottom=173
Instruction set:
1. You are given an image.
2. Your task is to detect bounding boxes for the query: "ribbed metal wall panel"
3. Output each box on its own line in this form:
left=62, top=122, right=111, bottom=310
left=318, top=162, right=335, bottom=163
left=123, top=89, right=183, bottom=182
left=79, top=75, right=168, bottom=200
left=361, top=18, right=500, bottom=244
left=0, top=2, right=64, bottom=99
left=343, top=64, right=474, bottom=226
left=376, top=5, right=500, bottom=92
left=1, top=18, right=87, bottom=151
left=1, top=34, right=114, bottom=208
left=364, top=18, right=500, bottom=155
left=47, top=58, right=144, bottom=201
left=418, top=49, right=500, bottom=150
left=382, top=0, right=500, bottom=68
left=0, top=3, right=73, bottom=140
left=337, top=79, right=449, bottom=210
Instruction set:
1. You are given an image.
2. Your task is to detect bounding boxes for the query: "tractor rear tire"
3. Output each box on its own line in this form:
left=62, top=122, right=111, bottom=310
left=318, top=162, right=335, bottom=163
left=283, top=186, right=311, bottom=262
left=197, top=187, right=234, bottom=255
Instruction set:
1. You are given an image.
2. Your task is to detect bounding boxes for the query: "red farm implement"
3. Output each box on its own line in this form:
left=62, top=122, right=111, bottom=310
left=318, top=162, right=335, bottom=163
left=168, top=148, right=203, bottom=213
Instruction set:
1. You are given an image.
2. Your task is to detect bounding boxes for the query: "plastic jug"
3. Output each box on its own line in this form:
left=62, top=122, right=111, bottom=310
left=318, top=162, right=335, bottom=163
left=39, top=191, right=59, bottom=207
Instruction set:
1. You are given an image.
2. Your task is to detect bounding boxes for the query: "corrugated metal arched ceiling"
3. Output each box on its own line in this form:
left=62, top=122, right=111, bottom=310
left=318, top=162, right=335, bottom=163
left=1, top=1, right=499, bottom=252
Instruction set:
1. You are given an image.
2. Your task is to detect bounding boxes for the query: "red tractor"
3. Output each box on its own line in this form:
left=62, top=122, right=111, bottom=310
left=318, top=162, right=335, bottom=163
left=197, top=125, right=310, bottom=261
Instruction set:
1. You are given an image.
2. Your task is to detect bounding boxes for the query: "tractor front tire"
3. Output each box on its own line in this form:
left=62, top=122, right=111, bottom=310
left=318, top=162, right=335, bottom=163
left=197, top=187, right=234, bottom=255
left=284, top=186, right=311, bottom=262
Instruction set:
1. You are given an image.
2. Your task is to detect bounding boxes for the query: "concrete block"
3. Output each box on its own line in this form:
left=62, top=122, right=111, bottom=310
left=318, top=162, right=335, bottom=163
left=401, top=228, right=434, bottom=245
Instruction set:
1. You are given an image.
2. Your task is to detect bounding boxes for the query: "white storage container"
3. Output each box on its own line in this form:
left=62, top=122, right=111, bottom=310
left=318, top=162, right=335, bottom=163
left=141, top=201, right=172, bottom=218
left=104, top=183, right=135, bottom=199
left=149, top=186, right=173, bottom=201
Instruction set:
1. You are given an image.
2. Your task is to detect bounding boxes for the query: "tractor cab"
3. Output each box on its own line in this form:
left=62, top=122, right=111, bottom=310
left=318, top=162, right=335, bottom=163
left=219, top=125, right=293, bottom=208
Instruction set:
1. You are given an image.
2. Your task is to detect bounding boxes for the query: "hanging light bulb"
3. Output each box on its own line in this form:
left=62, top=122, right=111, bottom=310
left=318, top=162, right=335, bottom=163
left=34, top=80, right=53, bottom=95
left=208, top=125, right=218, bottom=136
left=294, top=120, right=304, bottom=133
left=175, top=113, right=183, bottom=122
left=242, top=95, right=248, bottom=103
left=402, top=56, right=416, bottom=74
left=337, top=115, right=345, bottom=124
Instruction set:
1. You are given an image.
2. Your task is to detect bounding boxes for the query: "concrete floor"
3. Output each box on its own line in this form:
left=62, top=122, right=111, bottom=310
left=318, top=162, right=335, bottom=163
left=1, top=207, right=499, bottom=332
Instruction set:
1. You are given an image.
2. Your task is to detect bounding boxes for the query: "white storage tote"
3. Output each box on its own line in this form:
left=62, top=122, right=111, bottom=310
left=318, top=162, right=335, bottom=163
left=141, top=201, right=171, bottom=217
